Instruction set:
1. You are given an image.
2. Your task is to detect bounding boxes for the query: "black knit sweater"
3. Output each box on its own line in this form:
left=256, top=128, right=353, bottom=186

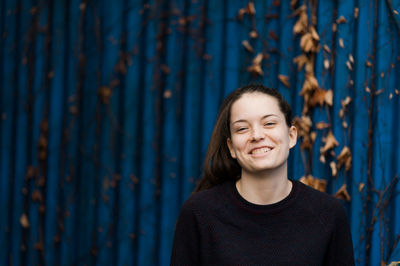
left=170, top=179, right=355, bottom=265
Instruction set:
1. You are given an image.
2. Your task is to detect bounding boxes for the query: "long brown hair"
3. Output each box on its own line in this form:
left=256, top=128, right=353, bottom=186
left=194, top=84, right=293, bottom=192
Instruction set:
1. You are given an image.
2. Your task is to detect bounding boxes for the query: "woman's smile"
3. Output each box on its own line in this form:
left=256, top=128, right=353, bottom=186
left=249, top=146, right=273, bottom=156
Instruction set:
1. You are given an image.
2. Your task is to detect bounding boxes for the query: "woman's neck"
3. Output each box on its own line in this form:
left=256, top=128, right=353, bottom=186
left=236, top=166, right=292, bottom=205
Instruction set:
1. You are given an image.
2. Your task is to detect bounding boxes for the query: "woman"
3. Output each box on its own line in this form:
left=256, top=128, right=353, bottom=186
left=170, top=84, right=354, bottom=265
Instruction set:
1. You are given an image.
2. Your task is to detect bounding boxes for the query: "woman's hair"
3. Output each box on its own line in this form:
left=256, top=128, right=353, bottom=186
left=194, top=84, right=293, bottom=192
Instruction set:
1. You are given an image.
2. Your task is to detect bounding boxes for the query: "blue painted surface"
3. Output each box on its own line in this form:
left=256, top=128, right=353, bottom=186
left=1, top=1, right=400, bottom=265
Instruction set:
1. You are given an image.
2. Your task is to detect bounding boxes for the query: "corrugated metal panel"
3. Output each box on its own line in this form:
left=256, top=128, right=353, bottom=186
left=1, top=0, right=399, bottom=265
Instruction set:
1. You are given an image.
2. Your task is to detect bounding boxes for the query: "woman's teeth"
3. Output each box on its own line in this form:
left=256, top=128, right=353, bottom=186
left=251, top=147, right=271, bottom=154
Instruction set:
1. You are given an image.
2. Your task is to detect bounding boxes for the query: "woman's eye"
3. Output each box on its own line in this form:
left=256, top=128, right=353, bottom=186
left=237, top=127, right=247, bottom=132
left=265, top=122, right=275, bottom=126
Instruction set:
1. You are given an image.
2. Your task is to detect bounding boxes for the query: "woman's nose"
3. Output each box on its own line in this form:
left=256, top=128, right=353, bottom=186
left=250, top=126, right=264, bottom=141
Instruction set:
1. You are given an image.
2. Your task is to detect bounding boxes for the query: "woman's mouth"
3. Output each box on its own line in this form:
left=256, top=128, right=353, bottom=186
left=250, top=147, right=273, bottom=155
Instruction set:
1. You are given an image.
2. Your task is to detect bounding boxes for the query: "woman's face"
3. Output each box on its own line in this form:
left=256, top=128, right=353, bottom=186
left=227, top=92, right=297, bottom=175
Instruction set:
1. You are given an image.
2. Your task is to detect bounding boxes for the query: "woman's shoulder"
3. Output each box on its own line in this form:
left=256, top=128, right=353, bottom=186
left=295, top=180, right=347, bottom=214
left=180, top=181, right=232, bottom=214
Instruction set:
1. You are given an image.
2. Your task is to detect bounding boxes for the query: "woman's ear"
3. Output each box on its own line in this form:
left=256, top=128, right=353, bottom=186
left=288, top=126, right=297, bottom=149
left=227, top=138, right=237, bottom=158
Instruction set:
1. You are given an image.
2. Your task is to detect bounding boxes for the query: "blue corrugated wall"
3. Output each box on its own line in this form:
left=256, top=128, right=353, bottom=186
left=1, top=0, right=400, bottom=265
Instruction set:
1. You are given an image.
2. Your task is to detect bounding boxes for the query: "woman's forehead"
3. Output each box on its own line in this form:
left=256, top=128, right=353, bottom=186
left=230, top=92, right=282, bottom=120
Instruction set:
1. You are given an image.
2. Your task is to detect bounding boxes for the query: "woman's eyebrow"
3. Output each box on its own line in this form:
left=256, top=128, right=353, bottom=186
left=261, top=114, right=279, bottom=120
left=232, top=114, right=278, bottom=125
left=232, top=119, right=248, bottom=125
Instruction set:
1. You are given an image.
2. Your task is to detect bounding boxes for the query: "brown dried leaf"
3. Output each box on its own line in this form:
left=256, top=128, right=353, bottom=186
left=337, top=146, right=352, bottom=171
left=349, top=54, right=354, bottom=64
left=34, top=241, right=43, bottom=251
left=325, top=90, right=333, bottom=106
left=253, top=53, right=263, bottom=65
left=341, top=96, right=352, bottom=107
left=354, top=7, right=359, bottom=18
left=320, top=154, right=326, bottom=163
left=310, top=26, right=320, bottom=41
left=358, top=182, right=365, bottom=192
left=309, top=88, right=327, bottom=107
left=278, top=74, right=291, bottom=88
left=330, top=161, right=337, bottom=176
left=307, top=74, right=319, bottom=89
left=292, top=4, right=306, bottom=16
left=323, top=44, right=331, bottom=53
left=111, top=79, right=120, bottom=89
left=37, top=134, right=48, bottom=148
left=163, top=90, right=172, bottom=98
left=294, top=116, right=312, bottom=133
left=247, top=53, right=265, bottom=77
left=293, top=54, right=308, bottom=71
left=247, top=65, right=264, bottom=76
left=339, top=38, right=344, bottom=48
left=334, top=184, right=351, bottom=201
left=339, top=97, right=350, bottom=119
left=246, top=2, right=256, bottom=16
left=323, top=59, right=330, bottom=69
left=26, top=166, right=36, bottom=179
left=30, top=6, right=38, bottom=14
left=336, top=16, right=347, bottom=24
left=39, top=205, right=45, bottom=214
left=20, top=213, right=30, bottom=228
left=320, top=131, right=339, bottom=153
left=290, top=0, right=298, bottom=9
left=305, top=58, right=314, bottom=74
left=38, top=176, right=46, bottom=187
left=316, top=121, right=329, bottom=130
left=375, top=89, right=384, bottom=95
left=160, top=64, right=170, bottom=74
left=311, top=131, right=317, bottom=142
left=269, top=30, right=279, bottom=41
left=346, top=61, right=352, bottom=71
left=332, top=23, right=337, bottom=32
left=242, top=40, right=254, bottom=53
left=32, top=190, right=43, bottom=202
left=249, top=30, right=258, bottom=38
left=203, top=54, right=212, bottom=60
left=293, top=8, right=308, bottom=34
left=300, top=175, right=327, bottom=192
left=300, top=74, right=319, bottom=95
left=293, top=116, right=313, bottom=150
left=238, top=8, right=246, bottom=20
left=99, top=86, right=112, bottom=105
left=69, top=106, right=78, bottom=116
left=178, top=16, right=194, bottom=26
left=300, top=33, right=314, bottom=52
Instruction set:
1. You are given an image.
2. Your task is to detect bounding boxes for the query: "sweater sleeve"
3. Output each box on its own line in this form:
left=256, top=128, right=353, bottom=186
left=170, top=201, right=201, bottom=265
left=323, top=203, right=355, bottom=266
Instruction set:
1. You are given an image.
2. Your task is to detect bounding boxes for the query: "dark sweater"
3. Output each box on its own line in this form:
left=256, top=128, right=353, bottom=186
left=170, top=179, right=355, bottom=266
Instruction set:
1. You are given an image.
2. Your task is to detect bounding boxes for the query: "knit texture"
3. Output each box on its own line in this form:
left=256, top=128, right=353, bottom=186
left=170, top=179, right=355, bottom=266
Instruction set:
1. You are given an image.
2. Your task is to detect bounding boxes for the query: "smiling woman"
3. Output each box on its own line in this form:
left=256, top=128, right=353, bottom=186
left=170, top=84, right=355, bottom=265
